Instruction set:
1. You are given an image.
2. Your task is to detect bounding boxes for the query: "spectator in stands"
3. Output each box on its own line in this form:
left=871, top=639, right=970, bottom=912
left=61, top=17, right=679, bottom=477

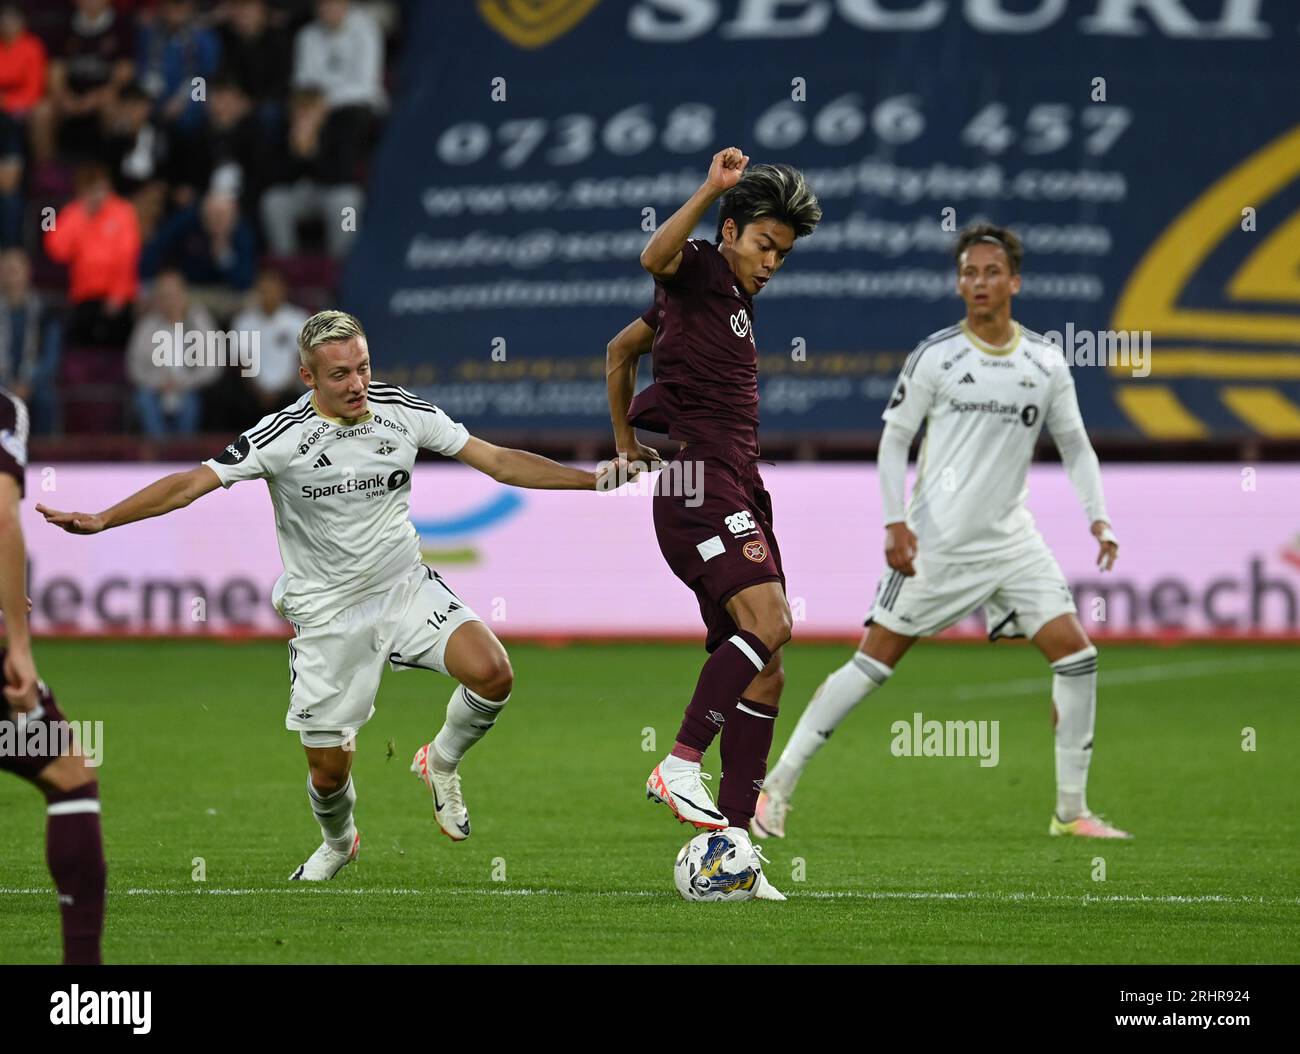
left=216, top=0, right=291, bottom=120
left=127, top=268, right=219, bottom=436
left=233, top=267, right=307, bottom=410
left=31, top=0, right=135, bottom=164
left=260, top=86, right=357, bottom=258
left=100, top=81, right=169, bottom=237
left=0, top=248, right=61, bottom=434
left=0, top=3, right=47, bottom=246
left=270, top=0, right=384, bottom=258
left=43, top=161, right=139, bottom=347
left=136, top=0, right=221, bottom=137
left=141, top=188, right=255, bottom=315
left=169, top=76, right=263, bottom=218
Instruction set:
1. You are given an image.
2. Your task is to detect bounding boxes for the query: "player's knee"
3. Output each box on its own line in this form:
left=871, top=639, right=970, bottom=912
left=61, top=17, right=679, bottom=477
left=755, top=609, right=792, bottom=652
left=466, top=655, right=513, bottom=702
left=38, top=752, right=97, bottom=795
left=309, top=765, right=348, bottom=796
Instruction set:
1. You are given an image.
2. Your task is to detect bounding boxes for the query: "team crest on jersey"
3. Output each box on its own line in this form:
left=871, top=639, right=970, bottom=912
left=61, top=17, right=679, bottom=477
left=742, top=540, right=767, bottom=563
left=730, top=308, right=751, bottom=339
left=377, top=440, right=397, bottom=456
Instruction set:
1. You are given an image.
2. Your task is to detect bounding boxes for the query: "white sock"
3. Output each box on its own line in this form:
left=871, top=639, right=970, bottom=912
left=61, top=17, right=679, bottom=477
left=308, top=775, right=356, bottom=853
left=766, top=652, right=893, bottom=796
left=432, top=685, right=509, bottom=772
left=1052, top=646, right=1098, bottom=821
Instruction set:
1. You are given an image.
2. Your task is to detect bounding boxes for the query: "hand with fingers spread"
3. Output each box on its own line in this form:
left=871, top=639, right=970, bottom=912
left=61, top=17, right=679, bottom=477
left=35, top=504, right=106, bottom=535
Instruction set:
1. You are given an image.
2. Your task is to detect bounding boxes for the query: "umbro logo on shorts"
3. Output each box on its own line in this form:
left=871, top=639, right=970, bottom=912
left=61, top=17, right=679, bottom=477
left=312, top=453, right=332, bottom=468
left=959, top=373, right=976, bottom=384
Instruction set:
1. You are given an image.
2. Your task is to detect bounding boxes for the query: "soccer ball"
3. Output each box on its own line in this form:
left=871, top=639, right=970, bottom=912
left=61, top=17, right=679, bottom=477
left=673, top=830, right=760, bottom=902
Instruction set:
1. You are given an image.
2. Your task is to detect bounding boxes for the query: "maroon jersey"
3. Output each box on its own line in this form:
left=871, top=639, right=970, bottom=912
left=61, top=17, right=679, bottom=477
left=0, top=387, right=27, bottom=497
left=652, top=239, right=759, bottom=458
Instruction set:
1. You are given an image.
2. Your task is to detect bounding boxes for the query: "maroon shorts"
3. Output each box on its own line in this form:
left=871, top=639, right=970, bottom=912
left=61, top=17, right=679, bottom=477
left=653, top=445, right=785, bottom=652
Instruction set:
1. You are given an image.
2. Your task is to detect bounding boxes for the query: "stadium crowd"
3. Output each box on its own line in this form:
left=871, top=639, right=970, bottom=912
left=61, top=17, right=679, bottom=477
left=0, top=0, right=396, bottom=438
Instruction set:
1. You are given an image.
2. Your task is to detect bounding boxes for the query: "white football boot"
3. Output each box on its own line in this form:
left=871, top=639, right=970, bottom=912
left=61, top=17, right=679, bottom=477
left=727, top=826, right=786, bottom=901
left=411, top=742, right=471, bottom=841
left=289, top=830, right=360, bottom=881
left=750, top=787, right=790, bottom=839
left=646, top=755, right=728, bottom=830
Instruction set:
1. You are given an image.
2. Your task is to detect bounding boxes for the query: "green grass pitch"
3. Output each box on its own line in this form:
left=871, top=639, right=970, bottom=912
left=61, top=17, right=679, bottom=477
left=2, top=640, right=1297, bottom=964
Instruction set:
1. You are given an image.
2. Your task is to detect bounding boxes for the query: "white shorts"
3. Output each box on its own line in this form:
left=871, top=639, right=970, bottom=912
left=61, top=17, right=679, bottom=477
left=867, top=537, right=1076, bottom=641
left=287, top=564, right=482, bottom=747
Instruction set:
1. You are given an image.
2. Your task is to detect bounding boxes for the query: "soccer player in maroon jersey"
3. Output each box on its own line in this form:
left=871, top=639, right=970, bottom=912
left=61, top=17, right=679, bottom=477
left=612, top=147, right=820, bottom=899
left=0, top=387, right=106, bottom=964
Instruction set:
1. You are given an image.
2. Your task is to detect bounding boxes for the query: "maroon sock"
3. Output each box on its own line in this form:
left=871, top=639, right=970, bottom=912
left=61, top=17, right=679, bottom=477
left=45, top=782, right=107, bottom=966
left=719, top=697, right=780, bottom=831
left=675, top=631, right=771, bottom=753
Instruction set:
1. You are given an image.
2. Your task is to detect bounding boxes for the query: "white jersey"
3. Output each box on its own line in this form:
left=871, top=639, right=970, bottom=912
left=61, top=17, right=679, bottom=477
left=882, top=320, right=1087, bottom=561
left=203, top=382, right=469, bottom=626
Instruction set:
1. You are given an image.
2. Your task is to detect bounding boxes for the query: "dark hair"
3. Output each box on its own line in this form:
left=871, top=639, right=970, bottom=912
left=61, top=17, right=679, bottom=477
left=954, top=223, right=1023, bottom=274
left=715, top=163, right=821, bottom=244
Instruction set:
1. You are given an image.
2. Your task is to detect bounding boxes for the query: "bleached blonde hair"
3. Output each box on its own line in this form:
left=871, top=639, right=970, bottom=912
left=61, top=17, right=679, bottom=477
left=298, top=310, right=366, bottom=368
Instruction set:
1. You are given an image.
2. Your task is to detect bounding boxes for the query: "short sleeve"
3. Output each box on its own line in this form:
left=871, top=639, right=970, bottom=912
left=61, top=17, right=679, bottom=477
left=639, top=300, right=660, bottom=330
left=881, top=342, right=939, bottom=434
left=661, top=238, right=711, bottom=290
left=0, top=389, right=29, bottom=497
left=203, top=430, right=272, bottom=487
left=416, top=406, right=470, bottom=456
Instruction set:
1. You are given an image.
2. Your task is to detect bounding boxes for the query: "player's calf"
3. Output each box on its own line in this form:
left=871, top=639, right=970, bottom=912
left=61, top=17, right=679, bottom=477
left=3, top=689, right=108, bottom=966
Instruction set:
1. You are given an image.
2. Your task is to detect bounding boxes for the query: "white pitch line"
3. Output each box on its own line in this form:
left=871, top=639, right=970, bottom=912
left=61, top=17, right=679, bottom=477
left=0, top=887, right=1295, bottom=906
left=944, top=655, right=1300, bottom=702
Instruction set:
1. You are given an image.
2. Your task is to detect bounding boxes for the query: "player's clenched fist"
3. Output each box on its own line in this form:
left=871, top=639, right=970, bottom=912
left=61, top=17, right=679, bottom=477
left=707, top=147, right=749, bottom=191
left=35, top=504, right=105, bottom=535
left=884, top=521, right=918, bottom=577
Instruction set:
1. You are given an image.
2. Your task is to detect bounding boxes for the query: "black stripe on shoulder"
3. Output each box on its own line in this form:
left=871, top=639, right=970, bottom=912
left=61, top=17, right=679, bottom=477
left=250, top=403, right=312, bottom=445
left=369, top=383, right=436, bottom=407
left=368, top=393, right=439, bottom=414
left=903, top=324, right=961, bottom=377
left=257, top=407, right=315, bottom=448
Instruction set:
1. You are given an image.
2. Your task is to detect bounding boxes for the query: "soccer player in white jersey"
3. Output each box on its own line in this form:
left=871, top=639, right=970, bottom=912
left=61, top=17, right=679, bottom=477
left=757, top=224, right=1132, bottom=841
left=38, top=311, right=624, bottom=880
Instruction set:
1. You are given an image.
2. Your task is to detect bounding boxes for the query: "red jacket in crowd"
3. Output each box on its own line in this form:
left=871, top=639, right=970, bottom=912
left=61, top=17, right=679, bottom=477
left=43, top=194, right=141, bottom=305
left=0, top=30, right=47, bottom=114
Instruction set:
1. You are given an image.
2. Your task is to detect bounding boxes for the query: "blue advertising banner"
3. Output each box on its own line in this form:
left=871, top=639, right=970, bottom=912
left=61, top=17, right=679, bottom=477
left=343, top=0, right=1300, bottom=441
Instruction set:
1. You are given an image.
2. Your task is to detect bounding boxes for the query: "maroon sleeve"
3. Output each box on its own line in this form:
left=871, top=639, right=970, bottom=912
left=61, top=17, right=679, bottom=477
left=660, top=238, right=710, bottom=290
left=0, top=389, right=28, bottom=498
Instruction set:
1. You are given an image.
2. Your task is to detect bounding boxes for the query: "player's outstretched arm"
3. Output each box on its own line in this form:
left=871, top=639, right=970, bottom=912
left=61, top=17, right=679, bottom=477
left=456, top=436, right=625, bottom=491
left=606, top=317, right=659, bottom=465
left=640, top=146, right=748, bottom=280
left=36, top=465, right=222, bottom=535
